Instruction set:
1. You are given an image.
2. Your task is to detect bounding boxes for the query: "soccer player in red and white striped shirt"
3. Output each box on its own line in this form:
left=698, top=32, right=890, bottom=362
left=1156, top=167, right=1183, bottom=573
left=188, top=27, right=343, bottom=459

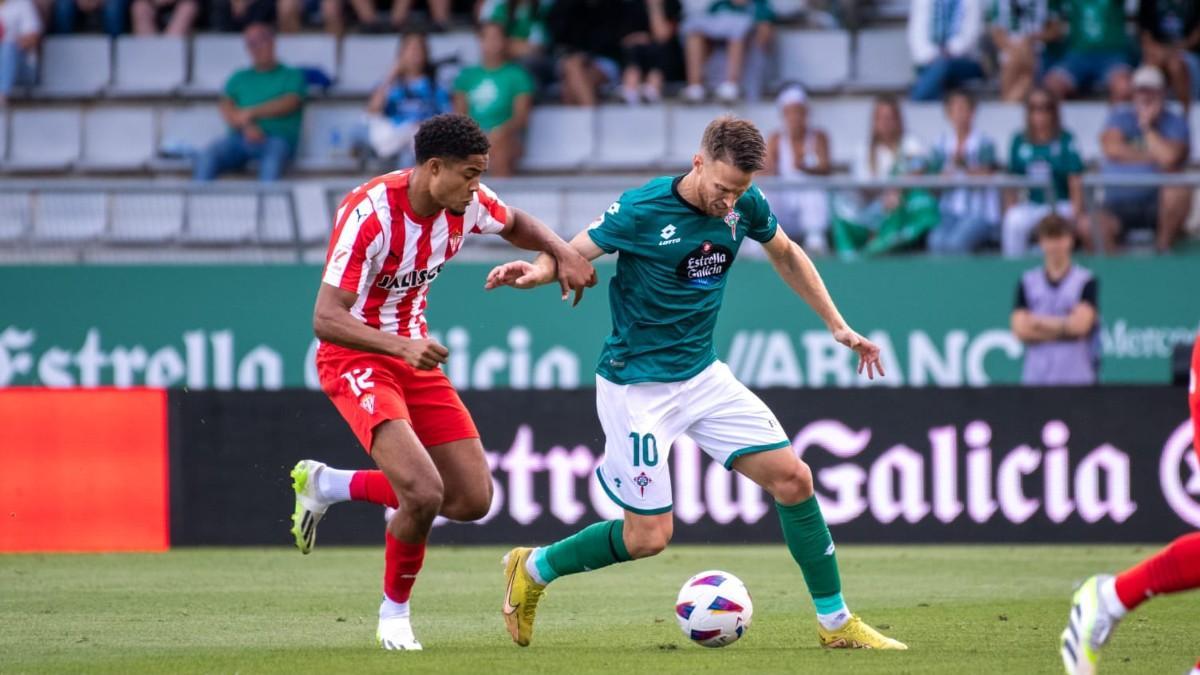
left=1061, top=332, right=1200, bottom=675
left=288, top=114, right=595, bottom=651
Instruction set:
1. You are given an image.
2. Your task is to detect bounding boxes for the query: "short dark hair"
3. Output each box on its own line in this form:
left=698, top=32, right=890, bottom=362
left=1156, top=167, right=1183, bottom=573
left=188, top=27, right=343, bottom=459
left=701, top=115, right=766, bottom=173
left=414, top=114, right=491, bottom=164
left=1036, top=213, right=1072, bottom=240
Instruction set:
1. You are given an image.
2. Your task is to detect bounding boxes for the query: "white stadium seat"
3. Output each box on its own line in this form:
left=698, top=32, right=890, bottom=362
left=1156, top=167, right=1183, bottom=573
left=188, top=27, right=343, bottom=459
left=974, top=103, right=1025, bottom=166
left=851, top=28, right=913, bottom=91
left=78, top=107, right=157, bottom=172
left=0, top=193, right=30, bottom=242
left=337, top=36, right=399, bottom=95
left=153, top=106, right=229, bottom=171
left=1060, top=102, right=1109, bottom=163
left=806, top=97, right=873, bottom=166
left=0, top=110, right=7, bottom=163
left=36, top=36, right=111, bottom=97
left=110, top=193, right=185, bottom=243
left=277, top=34, right=338, bottom=81
left=184, top=34, right=250, bottom=95
left=591, top=106, right=668, bottom=170
left=775, top=30, right=850, bottom=92
left=260, top=193, right=300, bottom=243
left=7, top=108, right=82, bottom=172
left=295, top=104, right=361, bottom=172
left=563, top=189, right=620, bottom=238
left=497, top=189, right=564, bottom=235
left=34, top=193, right=107, bottom=241
left=519, top=107, right=594, bottom=172
left=665, top=105, right=727, bottom=168
left=110, top=36, right=187, bottom=96
left=428, top=31, right=481, bottom=89
left=185, top=194, right=258, bottom=243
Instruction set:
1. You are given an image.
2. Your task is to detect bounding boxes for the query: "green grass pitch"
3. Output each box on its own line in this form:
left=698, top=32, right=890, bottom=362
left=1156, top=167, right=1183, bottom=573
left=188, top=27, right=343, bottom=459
left=2, top=545, right=1197, bottom=674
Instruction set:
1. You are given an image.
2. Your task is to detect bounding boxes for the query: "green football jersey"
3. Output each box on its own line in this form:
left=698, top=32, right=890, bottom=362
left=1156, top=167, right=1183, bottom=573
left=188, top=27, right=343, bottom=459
left=587, top=175, right=779, bottom=385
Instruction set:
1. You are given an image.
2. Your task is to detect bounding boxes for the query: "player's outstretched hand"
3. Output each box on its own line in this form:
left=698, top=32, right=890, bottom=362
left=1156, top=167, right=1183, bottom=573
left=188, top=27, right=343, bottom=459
left=396, top=338, right=449, bottom=370
left=485, top=260, right=546, bottom=291
left=833, top=327, right=885, bottom=380
left=554, top=248, right=598, bottom=307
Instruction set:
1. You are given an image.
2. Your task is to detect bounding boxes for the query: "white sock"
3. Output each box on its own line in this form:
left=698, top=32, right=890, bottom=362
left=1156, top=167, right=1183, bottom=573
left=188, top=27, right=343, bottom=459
left=1099, top=576, right=1128, bottom=619
left=379, top=596, right=409, bottom=620
left=817, top=608, right=851, bottom=631
left=525, top=548, right=549, bottom=586
left=315, top=467, right=355, bottom=503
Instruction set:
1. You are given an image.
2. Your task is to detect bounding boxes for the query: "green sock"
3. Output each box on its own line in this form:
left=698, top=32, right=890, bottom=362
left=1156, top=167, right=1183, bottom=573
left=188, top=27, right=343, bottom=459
left=777, top=497, right=844, bottom=607
left=534, top=520, right=632, bottom=583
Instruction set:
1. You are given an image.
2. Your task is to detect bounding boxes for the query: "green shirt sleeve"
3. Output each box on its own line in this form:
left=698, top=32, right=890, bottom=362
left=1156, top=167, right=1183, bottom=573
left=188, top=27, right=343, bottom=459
left=286, top=67, right=308, bottom=99
left=1007, top=134, right=1024, bottom=175
left=511, top=64, right=535, bottom=96
left=1062, top=133, right=1083, bottom=174
left=587, top=196, right=637, bottom=254
left=223, top=70, right=244, bottom=101
left=746, top=186, right=779, bottom=244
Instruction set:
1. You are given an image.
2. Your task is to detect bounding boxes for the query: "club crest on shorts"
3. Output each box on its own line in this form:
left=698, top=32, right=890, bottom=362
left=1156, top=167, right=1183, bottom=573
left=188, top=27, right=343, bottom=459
left=723, top=210, right=740, bottom=240
left=359, top=393, right=376, bottom=415
left=634, top=471, right=652, bottom=497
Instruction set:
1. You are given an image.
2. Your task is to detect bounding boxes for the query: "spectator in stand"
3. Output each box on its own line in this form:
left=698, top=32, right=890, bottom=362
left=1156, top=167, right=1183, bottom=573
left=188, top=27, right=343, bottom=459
left=1138, top=0, right=1200, bottom=113
left=546, top=0, right=623, bottom=106
left=0, top=0, right=40, bottom=107
left=615, top=0, right=681, bottom=104
left=453, top=22, right=533, bottom=175
left=51, top=0, right=127, bottom=34
left=194, top=23, right=306, bottom=182
left=1011, top=214, right=1100, bottom=386
left=1043, top=0, right=1133, bottom=102
left=1096, top=65, right=1191, bottom=253
left=1002, top=86, right=1086, bottom=257
left=830, top=95, right=940, bottom=258
left=926, top=89, right=1001, bottom=254
left=209, top=0, right=277, bottom=32
left=763, top=85, right=832, bottom=254
left=360, top=31, right=450, bottom=166
left=908, top=0, right=986, bottom=101
left=680, top=0, right=774, bottom=104
left=481, top=0, right=549, bottom=59
left=988, top=0, right=1056, bottom=101
left=130, top=0, right=197, bottom=34
left=391, top=0, right=450, bottom=30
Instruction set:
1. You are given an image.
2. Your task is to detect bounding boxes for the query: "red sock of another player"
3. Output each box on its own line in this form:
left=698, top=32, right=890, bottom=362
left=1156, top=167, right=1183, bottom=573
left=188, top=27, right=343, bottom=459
left=383, top=532, right=426, bottom=603
left=1114, top=532, right=1200, bottom=611
left=350, top=470, right=399, bottom=508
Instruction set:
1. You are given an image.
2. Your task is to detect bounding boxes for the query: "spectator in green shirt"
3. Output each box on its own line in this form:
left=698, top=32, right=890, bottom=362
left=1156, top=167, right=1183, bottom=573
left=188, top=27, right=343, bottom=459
left=453, top=22, right=534, bottom=176
left=1001, top=86, right=1087, bottom=256
left=1043, top=0, right=1134, bottom=101
left=193, top=23, right=307, bottom=182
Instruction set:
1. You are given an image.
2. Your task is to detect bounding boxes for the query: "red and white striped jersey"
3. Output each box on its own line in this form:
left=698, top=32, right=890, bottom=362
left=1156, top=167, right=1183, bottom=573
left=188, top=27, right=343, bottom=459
left=322, top=169, right=510, bottom=337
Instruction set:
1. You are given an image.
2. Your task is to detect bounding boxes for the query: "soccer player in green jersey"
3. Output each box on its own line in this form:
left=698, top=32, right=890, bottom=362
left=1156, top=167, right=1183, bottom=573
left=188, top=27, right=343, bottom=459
left=486, top=116, right=906, bottom=651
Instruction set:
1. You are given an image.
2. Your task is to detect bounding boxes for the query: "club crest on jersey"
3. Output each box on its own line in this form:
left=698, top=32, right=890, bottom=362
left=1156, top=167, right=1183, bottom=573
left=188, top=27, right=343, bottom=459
left=633, top=472, right=652, bottom=497
left=723, top=210, right=741, bottom=240
left=359, top=393, right=376, bottom=415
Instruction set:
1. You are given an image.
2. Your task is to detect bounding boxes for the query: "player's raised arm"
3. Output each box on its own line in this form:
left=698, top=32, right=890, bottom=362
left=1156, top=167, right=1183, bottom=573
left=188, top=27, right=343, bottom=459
left=761, top=228, right=885, bottom=379
left=485, top=228, right=604, bottom=305
left=495, top=206, right=597, bottom=301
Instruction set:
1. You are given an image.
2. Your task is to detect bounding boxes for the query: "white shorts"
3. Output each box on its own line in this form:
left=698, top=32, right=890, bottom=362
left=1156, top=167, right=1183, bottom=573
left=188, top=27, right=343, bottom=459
left=594, top=361, right=790, bottom=515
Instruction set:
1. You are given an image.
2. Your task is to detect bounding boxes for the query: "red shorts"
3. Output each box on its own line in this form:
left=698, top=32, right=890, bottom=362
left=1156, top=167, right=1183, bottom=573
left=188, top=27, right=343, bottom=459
left=316, top=342, right=479, bottom=453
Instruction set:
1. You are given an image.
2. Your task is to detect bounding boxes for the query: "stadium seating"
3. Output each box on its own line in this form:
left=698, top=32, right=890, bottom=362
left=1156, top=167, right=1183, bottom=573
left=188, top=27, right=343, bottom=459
left=592, top=106, right=668, bottom=170
left=519, top=107, right=594, bottom=172
left=277, top=34, right=339, bottom=82
left=110, top=36, right=187, bottom=96
left=110, top=193, right=185, bottom=242
left=154, top=106, right=228, bottom=172
left=0, top=193, right=29, bottom=242
left=7, top=108, right=82, bottom=172
left=36, top=36, right=111, bottom=98
left=184, top=194, right=260, bottom=242
left=336, top=36, right=399, bottom=95
left=79, top=107, right=157, bottom=172
left=295, top=104, right=361, bottom=172
left=775, top=30, right=850, bottom=92
left=34, top=192, right=108, bottom=241
left=850, top=28, right=913, bottom=91
left=499, top=188, right=563, bottom=235
left=184, top=34, right=250, bottom=96
left=259, top=193, right=301, bottom=243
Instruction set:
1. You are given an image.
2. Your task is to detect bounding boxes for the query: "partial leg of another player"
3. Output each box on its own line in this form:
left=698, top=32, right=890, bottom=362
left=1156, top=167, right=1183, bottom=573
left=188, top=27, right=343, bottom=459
left=732, top=447, right=906, bottom=650
left=503, top=510, right=670, bottom=646
left=1061, top=532, right=1200, bottom=675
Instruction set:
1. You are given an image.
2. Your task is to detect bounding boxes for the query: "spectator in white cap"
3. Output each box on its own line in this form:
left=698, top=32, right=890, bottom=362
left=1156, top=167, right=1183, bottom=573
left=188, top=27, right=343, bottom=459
left=1096, top=64, right=1192, bottom=252
left=763, top=84, right=832, bottom=254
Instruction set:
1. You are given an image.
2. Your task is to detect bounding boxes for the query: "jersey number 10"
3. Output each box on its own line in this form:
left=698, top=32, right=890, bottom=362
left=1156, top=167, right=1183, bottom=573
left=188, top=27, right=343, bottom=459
left=629, top=432, right=659, bottom=467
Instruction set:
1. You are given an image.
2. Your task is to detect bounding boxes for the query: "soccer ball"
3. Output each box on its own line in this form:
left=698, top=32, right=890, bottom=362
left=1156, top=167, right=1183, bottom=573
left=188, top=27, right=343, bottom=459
left=675, top=570, right=753, bottom=648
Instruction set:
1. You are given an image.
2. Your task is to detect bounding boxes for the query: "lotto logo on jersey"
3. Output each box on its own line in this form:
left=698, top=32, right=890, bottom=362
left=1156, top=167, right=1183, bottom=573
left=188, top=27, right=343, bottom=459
left=659, top=224, right=681, bottom=246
